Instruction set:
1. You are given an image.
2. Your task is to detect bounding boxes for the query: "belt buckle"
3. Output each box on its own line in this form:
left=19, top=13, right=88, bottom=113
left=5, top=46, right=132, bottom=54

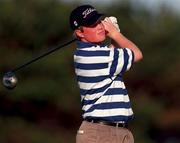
left=116, top=122, right=121, bottom=127
left=116, top=122, right=125, bottom=127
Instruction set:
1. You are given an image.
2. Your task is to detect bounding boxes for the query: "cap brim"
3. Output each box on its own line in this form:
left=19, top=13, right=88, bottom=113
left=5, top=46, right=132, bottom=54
left=83, top=13, right=104, bottom=27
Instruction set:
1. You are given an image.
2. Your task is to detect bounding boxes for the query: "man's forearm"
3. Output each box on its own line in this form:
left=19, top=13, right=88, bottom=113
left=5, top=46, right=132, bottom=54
left=110, top=32, right=143, bottom=62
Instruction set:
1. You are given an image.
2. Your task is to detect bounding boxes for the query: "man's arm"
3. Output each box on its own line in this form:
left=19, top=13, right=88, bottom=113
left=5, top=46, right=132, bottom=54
left=102, top=18, right=143, bottom=63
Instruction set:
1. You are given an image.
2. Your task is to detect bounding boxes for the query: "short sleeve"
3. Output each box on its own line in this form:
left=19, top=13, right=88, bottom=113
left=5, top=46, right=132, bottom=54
left=109, top=48, right=134, bottom=76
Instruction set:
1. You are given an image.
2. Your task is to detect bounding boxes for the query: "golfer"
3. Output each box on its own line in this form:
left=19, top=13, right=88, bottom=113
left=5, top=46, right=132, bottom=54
left=69, top=4, right=143, bottom=143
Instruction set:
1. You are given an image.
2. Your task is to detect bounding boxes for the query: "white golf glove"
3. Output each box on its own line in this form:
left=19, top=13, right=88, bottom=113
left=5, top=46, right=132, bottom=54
left=104, top=16, right=120, bottom=32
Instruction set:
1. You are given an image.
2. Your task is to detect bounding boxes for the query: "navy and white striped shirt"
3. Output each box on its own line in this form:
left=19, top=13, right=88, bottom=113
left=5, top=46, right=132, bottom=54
left=74, top=41, right=134, bottom=122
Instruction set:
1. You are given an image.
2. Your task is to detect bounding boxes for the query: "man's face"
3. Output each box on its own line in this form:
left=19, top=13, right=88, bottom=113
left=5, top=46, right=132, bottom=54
left=80, top=20, right=106, bottom=43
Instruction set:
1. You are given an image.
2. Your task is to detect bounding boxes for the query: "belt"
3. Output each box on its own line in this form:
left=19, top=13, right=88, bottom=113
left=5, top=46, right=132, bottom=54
left=85, top=119, right=128, bottom=128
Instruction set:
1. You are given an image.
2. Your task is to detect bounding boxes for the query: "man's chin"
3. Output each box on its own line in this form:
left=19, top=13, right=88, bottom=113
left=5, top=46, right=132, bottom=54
left=96, top=37, right=106, bottom=43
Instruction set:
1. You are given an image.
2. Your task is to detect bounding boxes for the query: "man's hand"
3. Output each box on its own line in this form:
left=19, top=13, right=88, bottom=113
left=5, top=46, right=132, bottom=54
left=106, top=17, right=120, bottom=32
left=102, top=17, right=120, bottom=39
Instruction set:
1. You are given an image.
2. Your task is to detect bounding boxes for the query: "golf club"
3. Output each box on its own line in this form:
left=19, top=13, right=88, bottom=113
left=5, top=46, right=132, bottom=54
left=2, top=38, right=76, bottom=90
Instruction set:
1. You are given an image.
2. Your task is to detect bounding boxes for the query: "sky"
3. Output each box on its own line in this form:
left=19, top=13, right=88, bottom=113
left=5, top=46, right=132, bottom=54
left=131, top=0, right=180, bottom=13
left=62, top=0, right=180, bottom=15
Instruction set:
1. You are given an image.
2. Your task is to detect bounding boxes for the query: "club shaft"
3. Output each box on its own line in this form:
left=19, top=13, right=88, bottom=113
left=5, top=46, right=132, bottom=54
left=11, top=39, right=76, bottom=73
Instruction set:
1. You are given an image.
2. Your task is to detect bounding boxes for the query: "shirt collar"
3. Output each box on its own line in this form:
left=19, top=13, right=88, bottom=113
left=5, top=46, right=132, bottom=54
left=76, top=41, right=106, bottom=49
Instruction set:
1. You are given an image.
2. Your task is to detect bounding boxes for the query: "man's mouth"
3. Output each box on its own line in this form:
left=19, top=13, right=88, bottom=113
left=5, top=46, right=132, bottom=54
left=98, top=30, right=105, bottom=35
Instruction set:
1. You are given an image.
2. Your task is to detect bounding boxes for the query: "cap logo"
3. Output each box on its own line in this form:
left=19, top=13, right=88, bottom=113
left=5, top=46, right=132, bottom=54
left=82, top=8, right=96, bottom=18
left=74, top=21, right=78, bottom=26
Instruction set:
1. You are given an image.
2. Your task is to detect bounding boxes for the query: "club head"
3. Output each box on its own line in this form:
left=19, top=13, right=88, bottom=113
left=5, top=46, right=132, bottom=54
left=2, top=71, right=18, bottom=90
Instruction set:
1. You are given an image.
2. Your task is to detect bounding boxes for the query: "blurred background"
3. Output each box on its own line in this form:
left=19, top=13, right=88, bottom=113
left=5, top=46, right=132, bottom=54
left=0, top=0, right=180, bottom=143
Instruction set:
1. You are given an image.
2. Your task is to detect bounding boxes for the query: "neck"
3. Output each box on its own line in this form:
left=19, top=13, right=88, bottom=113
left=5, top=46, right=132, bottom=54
left=81, top=38, right=103, bottom=45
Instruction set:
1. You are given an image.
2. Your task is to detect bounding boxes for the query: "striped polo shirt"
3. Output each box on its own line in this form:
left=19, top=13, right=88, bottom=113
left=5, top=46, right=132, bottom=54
left=74, top=41, right=134, bottom=122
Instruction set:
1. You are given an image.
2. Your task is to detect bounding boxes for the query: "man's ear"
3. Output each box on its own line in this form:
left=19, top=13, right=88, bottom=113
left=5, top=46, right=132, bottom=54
left=75, top=28, right=84, bottom=38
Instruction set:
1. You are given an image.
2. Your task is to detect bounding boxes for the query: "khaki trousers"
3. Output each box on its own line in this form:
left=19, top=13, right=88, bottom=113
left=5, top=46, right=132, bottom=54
left=76, top=121, right=134, bottom=143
